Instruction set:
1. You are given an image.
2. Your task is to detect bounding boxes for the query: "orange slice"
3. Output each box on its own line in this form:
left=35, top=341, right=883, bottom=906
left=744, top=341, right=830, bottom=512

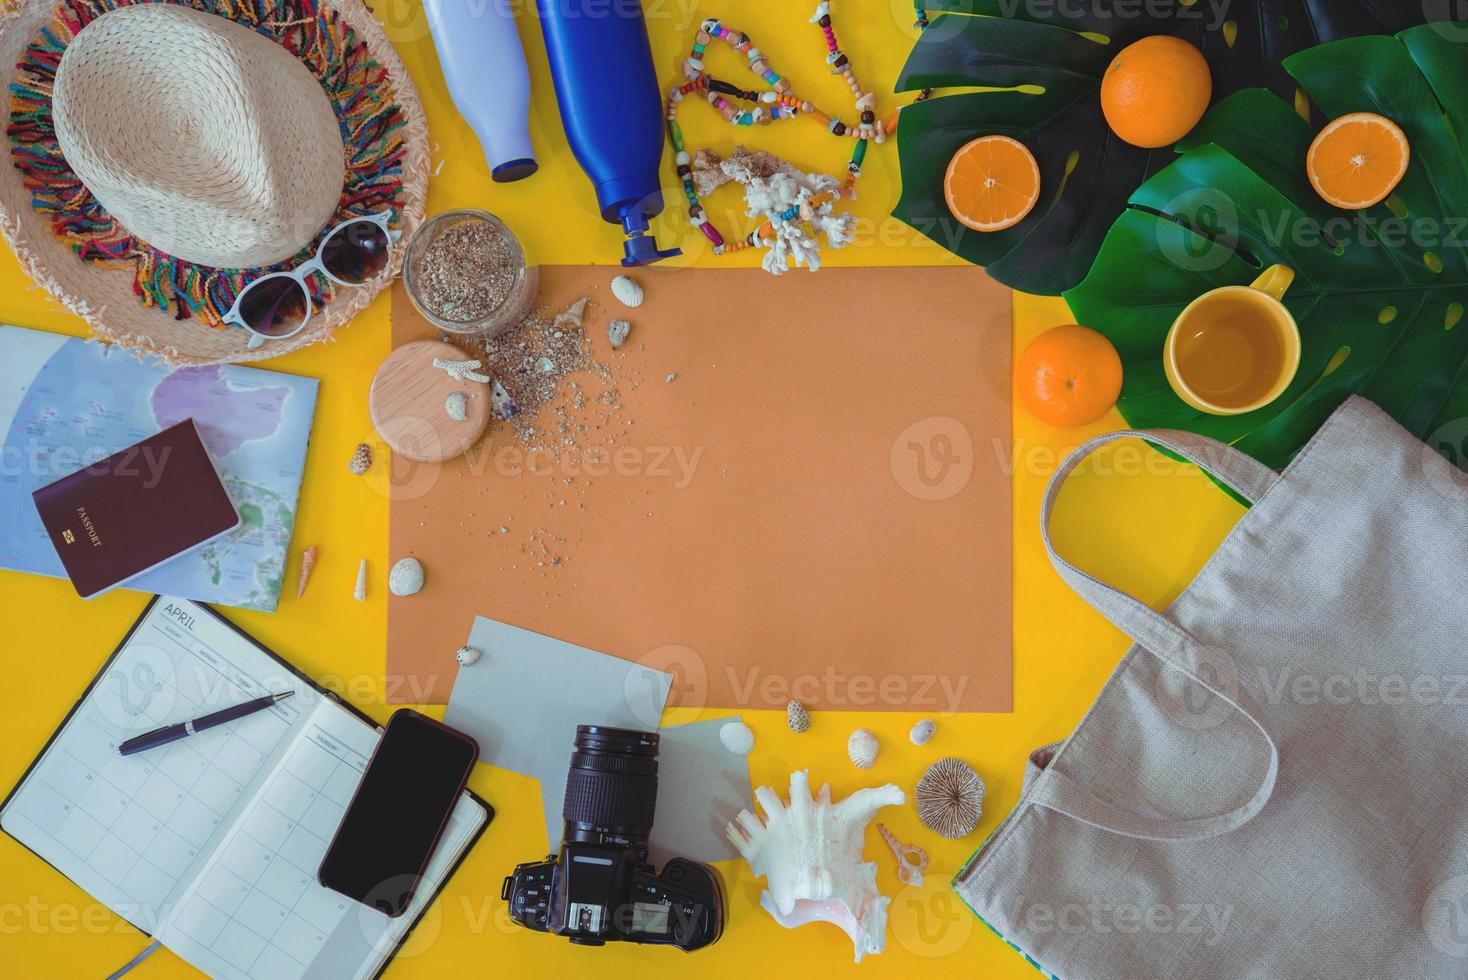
left=944, top=135, right=1041, bottom=232
left=1307, top=112, right=1410, bottom=211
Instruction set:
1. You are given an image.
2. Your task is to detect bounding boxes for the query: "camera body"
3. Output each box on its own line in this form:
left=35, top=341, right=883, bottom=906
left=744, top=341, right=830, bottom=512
left=504, top=848, right=722, bottom=949
left=502, top=726, right=724, bottom=952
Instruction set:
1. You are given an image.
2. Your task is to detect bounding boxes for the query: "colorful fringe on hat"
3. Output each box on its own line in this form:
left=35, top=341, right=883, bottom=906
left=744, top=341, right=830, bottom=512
left=5, top=0, right=407, bottom=327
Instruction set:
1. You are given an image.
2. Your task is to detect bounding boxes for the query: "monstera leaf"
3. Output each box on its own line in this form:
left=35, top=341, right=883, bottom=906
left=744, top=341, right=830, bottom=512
left=1065, top=25, right=1468, bottom=472
left=891, top=0, right=1450, bottom=295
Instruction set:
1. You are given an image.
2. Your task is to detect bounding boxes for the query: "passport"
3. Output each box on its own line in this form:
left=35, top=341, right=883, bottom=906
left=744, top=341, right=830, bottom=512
left=31, top=420, right=241, bottom=599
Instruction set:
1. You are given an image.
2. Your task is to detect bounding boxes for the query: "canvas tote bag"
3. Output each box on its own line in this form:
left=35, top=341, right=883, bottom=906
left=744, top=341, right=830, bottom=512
left=954, top=396, right=1468, bottom=979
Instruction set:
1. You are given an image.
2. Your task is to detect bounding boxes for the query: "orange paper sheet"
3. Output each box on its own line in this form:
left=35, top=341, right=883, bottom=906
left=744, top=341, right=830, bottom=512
left=386, top=265, right=1011, bottom=712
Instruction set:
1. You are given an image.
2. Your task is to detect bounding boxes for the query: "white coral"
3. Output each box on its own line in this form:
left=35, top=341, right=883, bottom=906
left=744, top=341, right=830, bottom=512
left=727, top=770, right=905, bottom=962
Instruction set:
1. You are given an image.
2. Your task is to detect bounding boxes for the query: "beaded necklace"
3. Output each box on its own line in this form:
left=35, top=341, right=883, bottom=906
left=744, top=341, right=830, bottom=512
left=666, top=3, right=901, bottom=257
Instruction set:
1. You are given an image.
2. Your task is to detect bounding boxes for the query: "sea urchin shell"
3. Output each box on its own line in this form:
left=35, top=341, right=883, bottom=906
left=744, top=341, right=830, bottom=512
left=915, top=757, right=985, bottom=839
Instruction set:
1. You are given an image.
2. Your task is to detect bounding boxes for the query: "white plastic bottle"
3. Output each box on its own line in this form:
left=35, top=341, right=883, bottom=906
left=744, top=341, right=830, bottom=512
left=423, top=0, right=537, bottom=182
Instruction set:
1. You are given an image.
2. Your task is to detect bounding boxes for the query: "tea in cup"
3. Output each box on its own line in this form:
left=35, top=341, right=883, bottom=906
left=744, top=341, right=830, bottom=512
left=1165, top=264, right=1300, bottom=416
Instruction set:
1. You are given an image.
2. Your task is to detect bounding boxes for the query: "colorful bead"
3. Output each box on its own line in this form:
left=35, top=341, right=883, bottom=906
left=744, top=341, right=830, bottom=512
left=664, top=3, right=921, bottom=264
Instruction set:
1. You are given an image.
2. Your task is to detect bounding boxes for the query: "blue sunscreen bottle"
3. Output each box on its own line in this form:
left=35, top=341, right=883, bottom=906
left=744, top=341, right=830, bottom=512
left=536, top=0, right=681, bottom=267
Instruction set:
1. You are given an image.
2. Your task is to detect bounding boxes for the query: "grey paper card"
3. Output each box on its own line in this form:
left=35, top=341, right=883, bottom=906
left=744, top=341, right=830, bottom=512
left=444, top=617, right=673, bottom=847
left=646, top=717, right=750, bottom=867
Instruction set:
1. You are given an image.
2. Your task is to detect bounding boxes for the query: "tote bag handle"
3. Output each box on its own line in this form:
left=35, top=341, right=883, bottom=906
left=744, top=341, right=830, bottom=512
left=1028, top=430, right=1282, bottom=841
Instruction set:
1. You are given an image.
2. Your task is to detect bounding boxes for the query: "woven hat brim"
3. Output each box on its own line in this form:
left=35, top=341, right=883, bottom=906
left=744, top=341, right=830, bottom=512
left=0, top=0, right=429, bottom=365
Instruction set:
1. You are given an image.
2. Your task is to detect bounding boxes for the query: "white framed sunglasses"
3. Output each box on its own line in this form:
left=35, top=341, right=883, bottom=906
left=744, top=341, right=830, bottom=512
left=223, top=211, right=400, bottom=349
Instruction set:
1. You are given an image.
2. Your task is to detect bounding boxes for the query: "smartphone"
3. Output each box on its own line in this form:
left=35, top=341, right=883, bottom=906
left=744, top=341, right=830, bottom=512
left=319, top=709, right=479, bottom=917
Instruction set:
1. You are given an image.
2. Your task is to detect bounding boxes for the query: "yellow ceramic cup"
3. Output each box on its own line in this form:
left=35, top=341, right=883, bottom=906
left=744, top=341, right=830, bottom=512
left=1164, top=264, right=1301, bottom=416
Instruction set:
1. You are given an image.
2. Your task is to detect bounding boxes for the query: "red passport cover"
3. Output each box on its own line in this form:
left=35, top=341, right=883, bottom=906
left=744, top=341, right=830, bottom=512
left=31, top=420, right=241, bottom=599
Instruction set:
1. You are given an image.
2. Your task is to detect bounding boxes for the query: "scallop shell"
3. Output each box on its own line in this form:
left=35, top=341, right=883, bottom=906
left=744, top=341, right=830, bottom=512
left=848, top=728, right=879, bottom=769
left=720, top=720, right=755, bottom=756
left=607, top=319, right=632, bottom=348
left=909, top=719, right=937, bottom=746
left=786, top=699, right=811, bottom=734
left=915, top=757, right=985, bottom=839
left=610, top=274, right=645, bottom=308
left=445, top=391, right=469, bottom=421
left=388, top=557, right=425, bottom=597
left=455, top=645, right=482, bottom=667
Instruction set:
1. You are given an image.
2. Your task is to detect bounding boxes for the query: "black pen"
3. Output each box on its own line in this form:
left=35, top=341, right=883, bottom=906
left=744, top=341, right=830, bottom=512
left=118, top=691, right=295, bottom=756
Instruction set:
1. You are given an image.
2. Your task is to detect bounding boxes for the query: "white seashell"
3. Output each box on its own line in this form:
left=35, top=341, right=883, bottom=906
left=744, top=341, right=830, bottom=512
left=491, top=379, right=520, bottom=419
left=915, top=757, right=986, bottom=839
left=353, top=559, right=368, bottom=602
left=388, top=557, right=425, bottom=597
left=445, top=391, right=469, bottom=421
left=876, top=823, right=927, bottom=887
left=848, top=728, right=879, bottom=769
left=553, top=297, right=589, bottom=330
left=607, top=319, right=632, bottom=348
left=727, top=770, right=904, bottom=963
left=455, top=645, right=482, bottom=667
left=719, top=720, right=755, bottom=756
left=610, top=274, right=644, bottom=308
left=909, top=719, right=937, bottom=746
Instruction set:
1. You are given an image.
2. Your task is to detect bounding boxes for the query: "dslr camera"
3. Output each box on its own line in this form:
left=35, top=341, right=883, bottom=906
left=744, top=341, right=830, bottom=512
left=503, top=726, right=725, bottom=951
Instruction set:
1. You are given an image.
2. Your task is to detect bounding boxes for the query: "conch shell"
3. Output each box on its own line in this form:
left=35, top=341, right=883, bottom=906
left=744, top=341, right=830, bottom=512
left=727, top=770, right=905, bottom=962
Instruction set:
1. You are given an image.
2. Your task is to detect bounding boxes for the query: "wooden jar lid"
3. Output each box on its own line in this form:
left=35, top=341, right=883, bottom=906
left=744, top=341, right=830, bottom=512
left=369, top=340, right=491, bottom=463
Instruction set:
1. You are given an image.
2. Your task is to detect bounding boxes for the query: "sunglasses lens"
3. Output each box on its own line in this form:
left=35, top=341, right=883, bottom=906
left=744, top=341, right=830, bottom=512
left=321, top=219, right=392, bottom=284
left=238, top=276, right=309, bottom=337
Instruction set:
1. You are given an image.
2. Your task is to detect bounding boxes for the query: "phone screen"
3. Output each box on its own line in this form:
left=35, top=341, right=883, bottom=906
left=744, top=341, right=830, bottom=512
left=318, top=710, right=479, bottom=916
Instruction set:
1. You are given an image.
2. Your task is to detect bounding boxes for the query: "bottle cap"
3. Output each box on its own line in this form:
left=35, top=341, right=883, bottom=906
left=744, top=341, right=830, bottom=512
left=620, top=212, right=680, bottom=267
left=492, top=158, right=539, bottom=183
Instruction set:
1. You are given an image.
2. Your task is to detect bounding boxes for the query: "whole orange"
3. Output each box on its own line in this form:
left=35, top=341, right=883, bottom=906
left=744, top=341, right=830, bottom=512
left=1101, top=35, right=1212, bottom=149
left=1017, top=325, right=1123, bottom=428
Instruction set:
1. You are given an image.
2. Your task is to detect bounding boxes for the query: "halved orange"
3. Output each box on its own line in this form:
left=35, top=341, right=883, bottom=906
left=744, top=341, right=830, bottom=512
left=1307, top=112, right=1410, bottom=211
left=944, top=135, right=1041, bottom=232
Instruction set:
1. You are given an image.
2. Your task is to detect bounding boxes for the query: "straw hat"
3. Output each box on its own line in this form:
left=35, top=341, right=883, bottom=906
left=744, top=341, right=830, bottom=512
left=0, top=0, right=429, bottom=364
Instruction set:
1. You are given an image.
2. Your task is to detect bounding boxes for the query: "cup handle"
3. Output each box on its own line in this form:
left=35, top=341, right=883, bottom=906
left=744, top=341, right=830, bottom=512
left=1250, top=264, right=1295, bottom=302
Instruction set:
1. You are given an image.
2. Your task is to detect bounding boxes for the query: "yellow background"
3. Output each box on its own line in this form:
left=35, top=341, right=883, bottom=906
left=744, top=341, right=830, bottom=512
left=0, top=3, right=1242, bottom=976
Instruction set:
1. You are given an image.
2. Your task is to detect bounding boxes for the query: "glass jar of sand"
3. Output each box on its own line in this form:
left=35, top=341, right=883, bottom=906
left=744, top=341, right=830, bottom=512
left=403, top=209, right=539, bottom=337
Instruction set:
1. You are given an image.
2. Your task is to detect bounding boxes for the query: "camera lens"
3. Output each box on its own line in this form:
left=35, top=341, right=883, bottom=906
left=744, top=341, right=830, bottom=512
left=562, top=726, right=659, bottom=854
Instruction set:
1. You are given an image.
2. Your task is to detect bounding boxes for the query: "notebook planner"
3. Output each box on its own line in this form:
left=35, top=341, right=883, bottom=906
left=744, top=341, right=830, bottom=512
left=0, top=597, right=491, bottom=980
